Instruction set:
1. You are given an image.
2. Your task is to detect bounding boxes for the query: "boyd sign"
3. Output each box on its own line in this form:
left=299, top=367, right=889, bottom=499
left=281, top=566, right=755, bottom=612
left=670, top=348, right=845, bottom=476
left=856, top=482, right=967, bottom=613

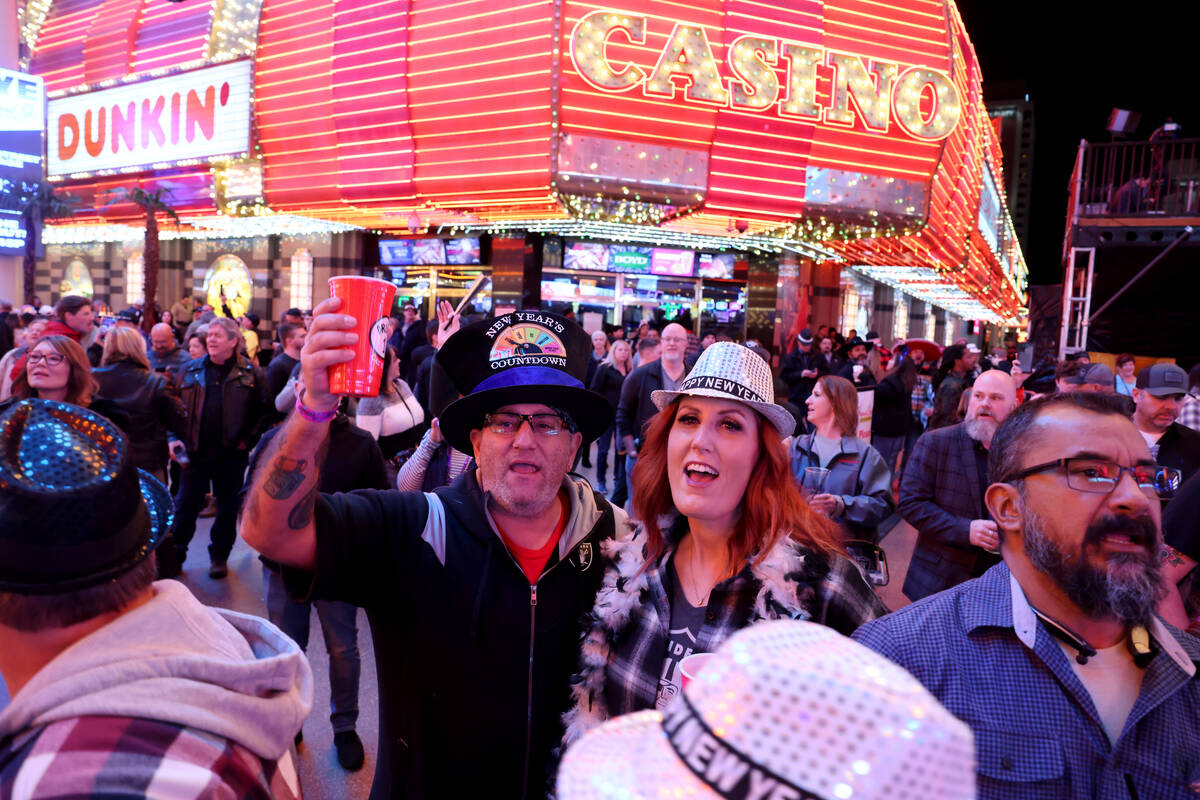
left=570, top=10, right=962, bottom=141
left=47, top=60, right=253, bottom=177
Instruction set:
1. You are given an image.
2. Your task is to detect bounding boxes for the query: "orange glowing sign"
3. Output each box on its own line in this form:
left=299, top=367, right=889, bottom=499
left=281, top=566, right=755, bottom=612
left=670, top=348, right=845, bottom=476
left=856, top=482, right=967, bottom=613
left=568, top=9, right=961, bottom=142
left=47, top=60, right=253, bottom=177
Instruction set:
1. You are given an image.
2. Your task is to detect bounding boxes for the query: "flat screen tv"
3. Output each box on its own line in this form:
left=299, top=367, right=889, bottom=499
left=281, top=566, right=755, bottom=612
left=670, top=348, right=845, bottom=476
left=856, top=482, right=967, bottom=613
left=650, top=248, right=695, bottom=277
left=563, top=241, right=609, bottom=272
left=446, top=237, right=481, bottom=265
left=379, top=239, right=414, bottom=266
left=697, top=253, right=736, bottom=279
left=412, top=238, right=446, bottom=265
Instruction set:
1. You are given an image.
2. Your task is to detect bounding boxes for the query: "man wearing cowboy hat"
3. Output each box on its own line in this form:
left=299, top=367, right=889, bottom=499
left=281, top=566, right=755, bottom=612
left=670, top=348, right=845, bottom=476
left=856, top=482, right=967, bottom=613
left=837, top=335, right=877, bottom=389
left=0, top=400, right=312, bottom=798
left=241, top=302, right=625, bottom=799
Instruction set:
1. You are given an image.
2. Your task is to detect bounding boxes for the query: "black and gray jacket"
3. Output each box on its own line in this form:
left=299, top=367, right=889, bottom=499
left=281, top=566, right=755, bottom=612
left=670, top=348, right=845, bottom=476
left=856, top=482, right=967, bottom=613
left=285, top=467, right=624, bottom=800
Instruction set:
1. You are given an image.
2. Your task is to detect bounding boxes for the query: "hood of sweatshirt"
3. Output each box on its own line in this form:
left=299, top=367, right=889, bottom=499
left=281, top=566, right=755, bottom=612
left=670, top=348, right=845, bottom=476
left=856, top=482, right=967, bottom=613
left=0, top=580, right=313, bottom=760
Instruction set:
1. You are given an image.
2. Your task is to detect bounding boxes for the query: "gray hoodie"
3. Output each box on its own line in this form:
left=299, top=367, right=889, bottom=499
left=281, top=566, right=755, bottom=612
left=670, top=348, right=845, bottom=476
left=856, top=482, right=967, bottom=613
left=0, top=579, right=313, bottom=761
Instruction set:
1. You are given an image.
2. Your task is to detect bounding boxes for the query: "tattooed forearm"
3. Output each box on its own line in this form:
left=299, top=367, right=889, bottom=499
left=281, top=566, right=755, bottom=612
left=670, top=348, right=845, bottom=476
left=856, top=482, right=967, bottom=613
left=264, top=455, right=308, bottom=499
left=287, top=483, right=319, bottom=530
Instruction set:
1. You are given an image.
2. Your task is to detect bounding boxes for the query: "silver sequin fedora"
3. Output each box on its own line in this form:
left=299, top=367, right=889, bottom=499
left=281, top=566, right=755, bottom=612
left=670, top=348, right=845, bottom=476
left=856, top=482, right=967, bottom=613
left=557, top=620, right=976, bottom=800
left=651, top=341, right=795, bottom=437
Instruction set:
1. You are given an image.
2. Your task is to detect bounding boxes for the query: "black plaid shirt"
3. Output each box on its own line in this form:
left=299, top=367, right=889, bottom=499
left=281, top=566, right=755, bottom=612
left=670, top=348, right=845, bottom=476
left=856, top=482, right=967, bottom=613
left=599, top=527, right=887, bottom=717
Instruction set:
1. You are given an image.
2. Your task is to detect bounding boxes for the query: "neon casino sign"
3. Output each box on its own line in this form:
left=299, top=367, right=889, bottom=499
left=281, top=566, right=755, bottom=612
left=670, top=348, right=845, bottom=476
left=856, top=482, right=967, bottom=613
left=569, top=10, right=962, bottom=142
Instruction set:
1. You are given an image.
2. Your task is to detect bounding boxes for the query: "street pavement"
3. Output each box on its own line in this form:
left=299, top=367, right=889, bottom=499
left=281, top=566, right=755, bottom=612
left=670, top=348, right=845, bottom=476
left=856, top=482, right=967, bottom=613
left=0, top=439, right=919, bottom=800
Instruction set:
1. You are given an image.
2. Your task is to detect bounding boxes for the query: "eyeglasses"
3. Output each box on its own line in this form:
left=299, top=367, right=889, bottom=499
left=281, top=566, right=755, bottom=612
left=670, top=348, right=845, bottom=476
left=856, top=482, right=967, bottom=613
left=484, top=412, right=568, bottom=437
left=26, top=352, right=65, bottom=367
left=1005, top=457, right=1181, bottom=498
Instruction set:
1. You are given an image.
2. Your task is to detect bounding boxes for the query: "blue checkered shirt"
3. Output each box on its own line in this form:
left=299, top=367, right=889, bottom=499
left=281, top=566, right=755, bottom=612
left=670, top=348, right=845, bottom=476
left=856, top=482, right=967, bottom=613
left=853, top=563, right=1200, bottom=799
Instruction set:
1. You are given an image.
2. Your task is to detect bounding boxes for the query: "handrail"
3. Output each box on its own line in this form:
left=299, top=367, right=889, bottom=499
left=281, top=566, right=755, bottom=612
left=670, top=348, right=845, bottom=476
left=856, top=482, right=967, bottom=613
left=1074, top=137, right=1200, bottom=219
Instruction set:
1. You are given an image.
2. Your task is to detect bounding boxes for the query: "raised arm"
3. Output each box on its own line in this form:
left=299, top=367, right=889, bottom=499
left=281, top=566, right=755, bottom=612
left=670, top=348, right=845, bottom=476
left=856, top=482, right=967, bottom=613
left=239, top=297, right=357, bottom=570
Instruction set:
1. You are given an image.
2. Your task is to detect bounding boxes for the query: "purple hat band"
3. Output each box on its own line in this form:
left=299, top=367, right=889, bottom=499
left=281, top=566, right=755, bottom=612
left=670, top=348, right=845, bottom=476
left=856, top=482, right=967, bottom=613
left=473, top=365, right=584, bottom=393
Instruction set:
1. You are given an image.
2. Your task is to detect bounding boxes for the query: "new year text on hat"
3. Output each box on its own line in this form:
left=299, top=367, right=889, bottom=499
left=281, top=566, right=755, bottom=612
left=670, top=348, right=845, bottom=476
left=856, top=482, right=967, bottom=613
left=485, top=312, right=569, bottom=371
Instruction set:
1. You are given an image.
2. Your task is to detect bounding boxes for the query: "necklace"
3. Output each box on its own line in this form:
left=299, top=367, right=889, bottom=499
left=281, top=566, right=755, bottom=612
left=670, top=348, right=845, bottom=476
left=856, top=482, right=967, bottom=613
left=683, top=538, right=719, bottom=607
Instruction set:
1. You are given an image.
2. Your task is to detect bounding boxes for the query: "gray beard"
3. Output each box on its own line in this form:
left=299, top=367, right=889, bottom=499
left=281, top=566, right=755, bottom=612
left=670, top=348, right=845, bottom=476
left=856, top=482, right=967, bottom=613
left=964, top=416, right=998, bottom=446
left=1021, top=506, right=1164, bottom=628
left=487, top=479, right=562, bottom=519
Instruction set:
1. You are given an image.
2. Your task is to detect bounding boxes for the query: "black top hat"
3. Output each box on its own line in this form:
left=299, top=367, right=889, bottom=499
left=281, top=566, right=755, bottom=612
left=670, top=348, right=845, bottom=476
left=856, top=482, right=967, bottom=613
left=435, top=311, right=614, bottom=455
left=0, top=399, right=173, bottom=594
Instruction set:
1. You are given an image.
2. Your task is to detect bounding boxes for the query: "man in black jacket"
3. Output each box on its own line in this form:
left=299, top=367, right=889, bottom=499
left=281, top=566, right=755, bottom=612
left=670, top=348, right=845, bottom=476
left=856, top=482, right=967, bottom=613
left=265, top=322, right=305, bottom=424
left=172, top=317, right=268, bottom=578
left=813, top=334, right=845, bottom=379
left=148, top=322, right=191, bottom=386
left=1132, top=363, right=1200, bottom=486
left=838, top=336, right=877, bottom=389
left=779, top=328, right=817, bottom=408
left=405, top=319, right=438, bottom=387
left=241, top=308, right=621, bottom=799
left=390, top=302, right=426, bottom=380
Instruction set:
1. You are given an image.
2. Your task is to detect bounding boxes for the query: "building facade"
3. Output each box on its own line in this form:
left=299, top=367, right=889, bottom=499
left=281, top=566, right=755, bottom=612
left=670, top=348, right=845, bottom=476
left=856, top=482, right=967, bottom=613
left=16, top=0, right=1026, bottom=351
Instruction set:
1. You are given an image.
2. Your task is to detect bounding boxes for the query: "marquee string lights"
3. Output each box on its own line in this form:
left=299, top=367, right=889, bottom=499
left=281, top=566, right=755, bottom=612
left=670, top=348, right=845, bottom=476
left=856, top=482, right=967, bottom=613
left=454, top=218, right=837, bottom=260
left=24, top=0, right=1024, bottom=322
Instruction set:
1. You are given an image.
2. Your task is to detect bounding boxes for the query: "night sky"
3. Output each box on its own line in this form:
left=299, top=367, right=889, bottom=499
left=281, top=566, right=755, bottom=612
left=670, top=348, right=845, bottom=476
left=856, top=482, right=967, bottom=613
left=957, top=1, right=1193, bottom=285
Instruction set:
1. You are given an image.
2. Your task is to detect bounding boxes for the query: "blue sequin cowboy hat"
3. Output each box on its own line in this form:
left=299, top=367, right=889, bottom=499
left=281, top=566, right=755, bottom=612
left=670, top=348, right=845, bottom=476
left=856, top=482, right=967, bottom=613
left=0, top=399, right=173, bottom=594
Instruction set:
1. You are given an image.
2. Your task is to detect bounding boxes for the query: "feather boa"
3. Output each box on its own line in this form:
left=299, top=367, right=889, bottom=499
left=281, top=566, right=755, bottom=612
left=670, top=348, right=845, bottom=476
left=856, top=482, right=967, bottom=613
left=561, top=520, right=815, bottom=746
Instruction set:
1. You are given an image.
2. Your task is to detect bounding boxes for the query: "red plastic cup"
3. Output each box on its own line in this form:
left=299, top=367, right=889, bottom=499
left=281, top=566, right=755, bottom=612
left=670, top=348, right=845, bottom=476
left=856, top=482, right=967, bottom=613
left=679, top=652, right=715, bottom=692
left=327, top=275, right=397, bottom=397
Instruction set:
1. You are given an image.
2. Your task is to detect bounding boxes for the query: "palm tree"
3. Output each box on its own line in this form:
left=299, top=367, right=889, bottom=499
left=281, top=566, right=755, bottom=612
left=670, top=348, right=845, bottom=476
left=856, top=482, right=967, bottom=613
left=112, top=188, right=180, bottom=333
left=1, top=182, right=77, bottom=305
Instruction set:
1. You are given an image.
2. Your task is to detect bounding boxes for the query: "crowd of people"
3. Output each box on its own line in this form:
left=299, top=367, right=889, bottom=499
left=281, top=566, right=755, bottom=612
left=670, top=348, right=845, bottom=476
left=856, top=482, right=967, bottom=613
left=1, top=293, right=1198, bottom=800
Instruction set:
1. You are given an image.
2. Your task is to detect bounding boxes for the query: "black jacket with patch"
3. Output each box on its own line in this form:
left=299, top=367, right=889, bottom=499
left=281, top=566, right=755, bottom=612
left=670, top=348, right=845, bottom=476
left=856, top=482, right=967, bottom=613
left=284, top=468, right=621, bottom=799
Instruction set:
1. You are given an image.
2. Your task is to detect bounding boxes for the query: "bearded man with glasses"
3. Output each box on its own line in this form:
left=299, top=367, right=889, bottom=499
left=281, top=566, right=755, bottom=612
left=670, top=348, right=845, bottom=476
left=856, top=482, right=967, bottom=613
left=242, top=308, right=620, bottom=799
left=855, top=391, right=1200, bottom=800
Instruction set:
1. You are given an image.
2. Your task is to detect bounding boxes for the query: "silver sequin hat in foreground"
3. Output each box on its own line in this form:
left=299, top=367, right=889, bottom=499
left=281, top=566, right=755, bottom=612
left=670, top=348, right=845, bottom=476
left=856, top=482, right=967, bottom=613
left=558, top=620, right=975, bottom=800
left=652, top=341, right=796, bottom=437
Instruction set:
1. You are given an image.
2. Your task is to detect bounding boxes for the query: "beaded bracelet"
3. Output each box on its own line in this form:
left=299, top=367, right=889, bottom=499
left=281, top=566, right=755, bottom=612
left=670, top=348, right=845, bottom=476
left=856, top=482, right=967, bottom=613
left=295, top=394, right=337, bottom=423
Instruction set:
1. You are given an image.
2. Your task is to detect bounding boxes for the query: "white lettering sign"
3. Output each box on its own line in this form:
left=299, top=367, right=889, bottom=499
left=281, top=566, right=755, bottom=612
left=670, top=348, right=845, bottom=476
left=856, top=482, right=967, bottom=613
left=0, top=68, right=44, bottom=133
left=47, top=60, right=253, bottom=177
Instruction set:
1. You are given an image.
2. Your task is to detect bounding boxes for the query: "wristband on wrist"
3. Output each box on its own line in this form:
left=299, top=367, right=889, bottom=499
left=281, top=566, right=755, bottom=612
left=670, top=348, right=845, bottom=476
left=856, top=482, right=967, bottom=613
left=295, top=394, right=337, bottom=423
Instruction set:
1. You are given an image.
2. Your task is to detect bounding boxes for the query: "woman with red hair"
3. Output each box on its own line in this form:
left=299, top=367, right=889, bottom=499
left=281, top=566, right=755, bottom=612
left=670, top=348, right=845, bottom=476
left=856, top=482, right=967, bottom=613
left=563, top=342, right=885, bottom=745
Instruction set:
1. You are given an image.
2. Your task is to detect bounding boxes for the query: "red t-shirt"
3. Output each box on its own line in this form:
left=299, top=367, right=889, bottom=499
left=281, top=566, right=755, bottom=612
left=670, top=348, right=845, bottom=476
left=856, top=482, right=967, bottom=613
left=495, top=492, right=568, bottom=585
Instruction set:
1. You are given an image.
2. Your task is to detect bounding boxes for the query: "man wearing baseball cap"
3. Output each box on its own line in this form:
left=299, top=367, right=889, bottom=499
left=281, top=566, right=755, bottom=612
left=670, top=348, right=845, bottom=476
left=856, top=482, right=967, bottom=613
left=1067, top=362, right=1116, bottom=394
left=1132, top=362, right=1200, bottom=484
left=0, top=400, right=311, bottom=798
left=242, top=301, right=623, bottom=799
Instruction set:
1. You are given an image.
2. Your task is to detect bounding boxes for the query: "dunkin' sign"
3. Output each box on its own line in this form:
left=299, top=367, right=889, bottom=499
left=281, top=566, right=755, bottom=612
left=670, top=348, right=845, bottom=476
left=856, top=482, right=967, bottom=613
left=47, top=60, right=253, bottom=177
